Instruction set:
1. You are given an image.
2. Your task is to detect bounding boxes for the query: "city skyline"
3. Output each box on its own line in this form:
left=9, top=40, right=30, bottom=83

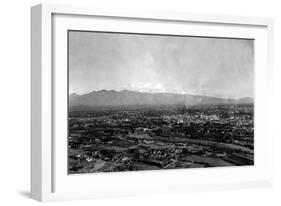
left=69, top=31, right=254, bottom=99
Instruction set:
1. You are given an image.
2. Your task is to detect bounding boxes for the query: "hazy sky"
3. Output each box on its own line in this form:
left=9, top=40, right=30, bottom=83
left=69, top=31, right=254, bottom=99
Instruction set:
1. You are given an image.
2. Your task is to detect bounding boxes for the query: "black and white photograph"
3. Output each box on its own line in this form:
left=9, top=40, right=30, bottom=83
left=68, top=31, right=254, bottom=174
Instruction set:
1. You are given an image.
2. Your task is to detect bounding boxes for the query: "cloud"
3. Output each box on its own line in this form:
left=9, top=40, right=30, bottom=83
left=69, top=31, right=254, bottom=99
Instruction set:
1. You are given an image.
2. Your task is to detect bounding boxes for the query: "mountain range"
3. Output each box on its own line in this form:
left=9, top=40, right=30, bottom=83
left=69, top=90, right=253, bottom=111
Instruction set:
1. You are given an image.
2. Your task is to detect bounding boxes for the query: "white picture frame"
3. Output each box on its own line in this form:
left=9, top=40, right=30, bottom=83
left=31, top=3, right=274, bottom=202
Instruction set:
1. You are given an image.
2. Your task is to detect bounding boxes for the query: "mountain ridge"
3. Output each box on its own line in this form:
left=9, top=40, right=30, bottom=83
left=69, top=89, right=253, bottom=111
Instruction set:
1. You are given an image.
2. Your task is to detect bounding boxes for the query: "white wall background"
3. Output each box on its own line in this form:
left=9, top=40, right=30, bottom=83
left=0, top=0, right=280, bottom=205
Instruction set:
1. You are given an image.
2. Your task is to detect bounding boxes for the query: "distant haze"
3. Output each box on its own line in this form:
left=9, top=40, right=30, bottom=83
left=69, top=31, right=254, bottom=99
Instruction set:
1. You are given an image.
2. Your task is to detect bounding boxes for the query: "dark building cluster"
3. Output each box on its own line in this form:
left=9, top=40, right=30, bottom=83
left=68, top=104, right=254, bottom=174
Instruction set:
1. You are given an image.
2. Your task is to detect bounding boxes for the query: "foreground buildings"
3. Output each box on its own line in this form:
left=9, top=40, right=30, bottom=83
left=68, top=104, right=254, bottom=174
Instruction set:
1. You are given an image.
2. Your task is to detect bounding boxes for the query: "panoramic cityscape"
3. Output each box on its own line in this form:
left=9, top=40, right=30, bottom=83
left=68, top=31, right=254, bottom=174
